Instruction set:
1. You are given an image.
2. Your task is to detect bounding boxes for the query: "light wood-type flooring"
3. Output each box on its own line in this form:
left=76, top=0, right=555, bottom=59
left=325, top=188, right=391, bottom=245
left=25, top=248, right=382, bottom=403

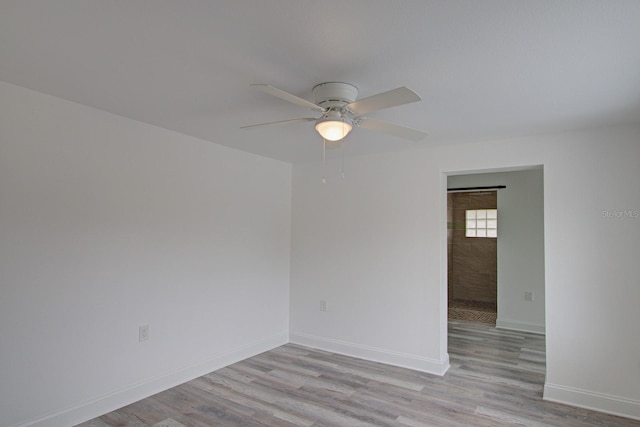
left=78, top=321, right=639, bottom=426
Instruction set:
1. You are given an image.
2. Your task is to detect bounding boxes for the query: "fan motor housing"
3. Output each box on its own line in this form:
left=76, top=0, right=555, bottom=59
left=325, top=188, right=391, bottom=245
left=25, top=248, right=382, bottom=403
left=313, top=82, right=358, bottom=109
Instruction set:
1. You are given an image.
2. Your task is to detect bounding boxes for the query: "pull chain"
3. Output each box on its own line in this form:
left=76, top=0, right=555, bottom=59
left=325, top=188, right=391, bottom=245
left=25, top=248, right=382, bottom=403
left=340, top=139, right=345, bottom=178
left=341, top=121, right=348, bottom=178
left=322, top=137, right=327, bottom=184
left=321, top=121, right=349, bottom=183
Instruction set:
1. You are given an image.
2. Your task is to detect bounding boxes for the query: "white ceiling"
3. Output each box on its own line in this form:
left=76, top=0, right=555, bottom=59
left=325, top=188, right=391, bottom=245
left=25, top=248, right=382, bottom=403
left=2, top=1, right=640, bottom=163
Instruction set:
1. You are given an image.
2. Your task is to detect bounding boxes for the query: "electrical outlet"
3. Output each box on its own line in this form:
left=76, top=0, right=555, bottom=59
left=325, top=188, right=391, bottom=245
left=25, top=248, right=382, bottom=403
left=524, top=291, right=534, bottom=302
left=139, top=324, right=149, bottom=342
left=320, top=300, right=327, bottom=312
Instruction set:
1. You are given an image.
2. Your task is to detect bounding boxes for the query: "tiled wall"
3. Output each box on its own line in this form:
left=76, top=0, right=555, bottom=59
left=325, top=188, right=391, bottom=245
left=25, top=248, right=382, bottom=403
left=448, top=191, right=497, bottom=303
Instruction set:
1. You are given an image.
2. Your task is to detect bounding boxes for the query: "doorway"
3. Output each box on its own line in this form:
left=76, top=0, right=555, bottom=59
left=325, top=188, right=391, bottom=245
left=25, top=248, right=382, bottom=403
left=446, top=168, right=545, bottom=335
left=447, top=190, right=498, bottom=324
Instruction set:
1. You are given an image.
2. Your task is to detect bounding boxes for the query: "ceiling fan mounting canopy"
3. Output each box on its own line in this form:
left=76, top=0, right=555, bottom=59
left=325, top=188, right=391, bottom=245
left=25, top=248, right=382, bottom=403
left=312, top=82, right=359, bottom=109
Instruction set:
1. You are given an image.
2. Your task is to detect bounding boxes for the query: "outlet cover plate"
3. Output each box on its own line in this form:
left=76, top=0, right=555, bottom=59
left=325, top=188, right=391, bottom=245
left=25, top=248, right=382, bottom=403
left=139, top=324, right=149, bottom=342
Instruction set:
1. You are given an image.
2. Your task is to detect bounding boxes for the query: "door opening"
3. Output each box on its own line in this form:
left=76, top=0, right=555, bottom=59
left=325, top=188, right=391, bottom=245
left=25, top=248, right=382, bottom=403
left=445, top=167, right=545, bottom=335
left=447, top=190, right=498, bottom=324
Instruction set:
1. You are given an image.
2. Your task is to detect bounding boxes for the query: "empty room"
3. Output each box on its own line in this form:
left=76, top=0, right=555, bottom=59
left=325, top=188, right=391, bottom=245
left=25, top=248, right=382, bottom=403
left=1, top=1, right=639, bottom=426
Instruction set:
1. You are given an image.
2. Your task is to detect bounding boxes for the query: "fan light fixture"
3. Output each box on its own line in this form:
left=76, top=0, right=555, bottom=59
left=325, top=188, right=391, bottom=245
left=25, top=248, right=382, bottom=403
left=243, top=83, right=428, bottom=143
left=315, top=114, right=353, bottom=141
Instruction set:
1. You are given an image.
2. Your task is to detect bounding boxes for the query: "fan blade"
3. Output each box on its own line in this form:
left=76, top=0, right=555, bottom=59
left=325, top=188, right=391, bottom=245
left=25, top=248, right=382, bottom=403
left=346, top=87, right=421, bottom=116
left=250, top=84, right=325, bottom=112
left=241, top=117, right=316, bottom=129
left=357, top=117, right=428, bottom=141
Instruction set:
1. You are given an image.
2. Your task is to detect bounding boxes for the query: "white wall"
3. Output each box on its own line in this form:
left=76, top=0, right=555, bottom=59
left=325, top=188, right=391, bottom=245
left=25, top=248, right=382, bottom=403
left=448, top=169, right=545, bottom=333
left=290, top=153, right=448, bottom=374
left=0, top=82, right=292, bottom=427
left=290, top=124, right=640, bottom=420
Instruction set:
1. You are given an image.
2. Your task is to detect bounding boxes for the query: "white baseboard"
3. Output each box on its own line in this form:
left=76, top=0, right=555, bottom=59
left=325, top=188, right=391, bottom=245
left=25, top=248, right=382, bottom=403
left=496, top=318, right=545, bottom=334
left=289, top=332, right=450, bottom=376
left=13, top=332, right=289, bottom=427
left=544, top=383, right=640, bottom=421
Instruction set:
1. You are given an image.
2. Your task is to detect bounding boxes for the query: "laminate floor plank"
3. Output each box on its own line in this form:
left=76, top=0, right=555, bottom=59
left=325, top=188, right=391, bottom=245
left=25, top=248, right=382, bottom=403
left=78, top=321, right=640, bottom=426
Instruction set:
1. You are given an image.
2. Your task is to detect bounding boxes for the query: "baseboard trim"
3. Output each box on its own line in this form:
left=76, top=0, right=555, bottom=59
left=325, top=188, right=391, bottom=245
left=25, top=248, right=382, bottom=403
left=496, top=318, right=545, bottom=335
left=13, top=332, right=289, bottom=427
left=289, top=332, right=449, bottom=376
left=544, top=382, right=640, bottom=421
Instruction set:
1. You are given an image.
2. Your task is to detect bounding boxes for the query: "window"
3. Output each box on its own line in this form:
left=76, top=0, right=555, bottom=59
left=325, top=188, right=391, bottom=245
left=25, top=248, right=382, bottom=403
left=466, top=209, right=497, bottom=238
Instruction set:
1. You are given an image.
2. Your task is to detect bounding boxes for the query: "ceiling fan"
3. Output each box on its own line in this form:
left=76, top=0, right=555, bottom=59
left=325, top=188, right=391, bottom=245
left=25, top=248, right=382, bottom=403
left=242, top=82, right=428, bottom=142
